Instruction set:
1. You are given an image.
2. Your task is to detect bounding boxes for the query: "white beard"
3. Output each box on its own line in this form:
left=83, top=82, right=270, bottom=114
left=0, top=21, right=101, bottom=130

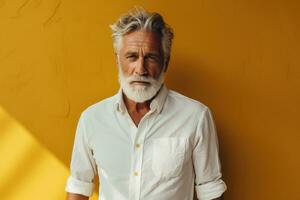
left=118, top=66, right=165, bottom=103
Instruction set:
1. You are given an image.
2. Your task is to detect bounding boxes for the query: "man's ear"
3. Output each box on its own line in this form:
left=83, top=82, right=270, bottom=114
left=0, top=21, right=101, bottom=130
left=164, top=56, right=170, bottom=72
left=115, top=53, right=119, bottom=65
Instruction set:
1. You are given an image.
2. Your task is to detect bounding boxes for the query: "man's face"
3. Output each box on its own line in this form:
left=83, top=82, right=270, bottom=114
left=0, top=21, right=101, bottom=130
left=117, top=30, right=165, bottom=103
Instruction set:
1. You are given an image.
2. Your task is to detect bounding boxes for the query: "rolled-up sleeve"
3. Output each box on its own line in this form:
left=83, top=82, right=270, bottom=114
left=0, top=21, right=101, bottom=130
left=65, top=112, right=98, bottom=197
left=193, top=107, right=227, bottom=200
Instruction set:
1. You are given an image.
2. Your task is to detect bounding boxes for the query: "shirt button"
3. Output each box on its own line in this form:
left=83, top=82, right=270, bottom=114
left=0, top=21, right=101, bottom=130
left=135, top=143, right=140, bottom=148
left=133, top=172, right=139, bottom=176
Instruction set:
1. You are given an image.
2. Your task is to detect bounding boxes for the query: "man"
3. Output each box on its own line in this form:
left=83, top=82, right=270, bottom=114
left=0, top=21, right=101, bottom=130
left=65, top=7, right=227, bottom=200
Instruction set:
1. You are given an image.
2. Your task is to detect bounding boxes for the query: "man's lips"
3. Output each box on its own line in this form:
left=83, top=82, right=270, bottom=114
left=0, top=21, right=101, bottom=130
left=130, top=81, right=150, bottom=85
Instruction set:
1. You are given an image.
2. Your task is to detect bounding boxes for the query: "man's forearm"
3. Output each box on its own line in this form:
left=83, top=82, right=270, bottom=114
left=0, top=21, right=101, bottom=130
left=66, top=193, right=89, bottom=200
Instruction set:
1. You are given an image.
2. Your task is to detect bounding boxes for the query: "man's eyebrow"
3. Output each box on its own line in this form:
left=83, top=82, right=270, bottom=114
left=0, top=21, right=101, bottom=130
left=145, top=52, right=160, bottom=56
left=124, top=51, right=138, bottom=56
left=124, top=51, right=161, bottom=57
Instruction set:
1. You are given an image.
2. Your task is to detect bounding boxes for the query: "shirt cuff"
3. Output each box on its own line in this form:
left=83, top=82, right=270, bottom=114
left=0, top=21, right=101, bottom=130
left=65, top=176, right=94, bottom=197
left=195, top=179, right=227, bottom=200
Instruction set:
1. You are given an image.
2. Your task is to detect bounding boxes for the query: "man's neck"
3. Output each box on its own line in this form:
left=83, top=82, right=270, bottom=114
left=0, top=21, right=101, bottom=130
left=122, top=93, right=152, bottom=127
left=122, top=93, right=151, bottom=114
left=121, top=85, right=164, bottom=127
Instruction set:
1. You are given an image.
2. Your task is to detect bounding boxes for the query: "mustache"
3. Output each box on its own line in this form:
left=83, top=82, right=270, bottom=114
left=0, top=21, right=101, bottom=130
left=124, top=75, right=156, bottom=84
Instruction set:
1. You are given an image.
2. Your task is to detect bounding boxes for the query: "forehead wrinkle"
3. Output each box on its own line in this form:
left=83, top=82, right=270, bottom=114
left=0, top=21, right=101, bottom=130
left=121, top=31, right=162, bottom=54
left=123, top=40, right=159, bottom=51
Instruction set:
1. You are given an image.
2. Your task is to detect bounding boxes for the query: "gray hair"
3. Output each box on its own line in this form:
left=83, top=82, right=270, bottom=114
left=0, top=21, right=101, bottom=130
left=110, top=7, right=174, bottom=68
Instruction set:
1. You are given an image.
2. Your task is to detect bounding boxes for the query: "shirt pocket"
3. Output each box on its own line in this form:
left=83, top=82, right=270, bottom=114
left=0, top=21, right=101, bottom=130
left=151, top=137, right=187, bottom=178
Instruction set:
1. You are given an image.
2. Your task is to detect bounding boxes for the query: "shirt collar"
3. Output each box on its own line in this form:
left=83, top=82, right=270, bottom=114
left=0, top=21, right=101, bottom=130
left=114, top=84, right=169, bottom=114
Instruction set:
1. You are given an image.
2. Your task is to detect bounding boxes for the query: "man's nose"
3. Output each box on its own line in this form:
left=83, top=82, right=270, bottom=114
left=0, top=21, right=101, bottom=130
left=134, top=57, right=148, bottom=76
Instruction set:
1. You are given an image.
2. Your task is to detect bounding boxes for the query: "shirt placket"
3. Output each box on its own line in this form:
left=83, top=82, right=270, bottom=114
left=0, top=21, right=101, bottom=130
left=128, top=110, right=154, bottom=200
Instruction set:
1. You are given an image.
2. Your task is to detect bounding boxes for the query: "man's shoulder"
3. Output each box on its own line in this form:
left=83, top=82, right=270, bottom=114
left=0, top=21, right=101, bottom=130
left=167, top=89, right=209, bottom=113
left=81, top=93, right=118, bottom=118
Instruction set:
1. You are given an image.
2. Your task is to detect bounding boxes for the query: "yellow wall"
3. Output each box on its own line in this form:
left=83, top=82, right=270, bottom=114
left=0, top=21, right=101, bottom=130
left=0, top=0, right=299, bottom=199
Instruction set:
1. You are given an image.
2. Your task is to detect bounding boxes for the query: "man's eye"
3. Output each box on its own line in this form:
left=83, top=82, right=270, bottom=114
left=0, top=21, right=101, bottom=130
left=146, top=55, right=158, bottom=61
left=126, top=55, right=137, bottom=60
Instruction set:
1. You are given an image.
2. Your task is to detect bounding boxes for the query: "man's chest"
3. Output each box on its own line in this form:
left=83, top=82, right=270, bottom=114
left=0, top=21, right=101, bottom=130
left=86, top=111, right=197, bottom=180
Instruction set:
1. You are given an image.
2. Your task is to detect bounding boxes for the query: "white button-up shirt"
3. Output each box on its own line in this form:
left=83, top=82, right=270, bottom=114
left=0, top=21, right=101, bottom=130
left=65, top=84, right=227, bottom=200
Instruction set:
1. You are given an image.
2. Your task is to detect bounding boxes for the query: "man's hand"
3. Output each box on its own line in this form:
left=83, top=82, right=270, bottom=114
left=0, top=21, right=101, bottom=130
left=66, top=192, right=89, bottom=200
left=213, top=194, right=224, bottom=200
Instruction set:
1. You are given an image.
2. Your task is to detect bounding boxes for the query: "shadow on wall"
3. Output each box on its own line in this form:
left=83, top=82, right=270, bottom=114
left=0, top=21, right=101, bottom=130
left=0, top=106, right=68, bottom=200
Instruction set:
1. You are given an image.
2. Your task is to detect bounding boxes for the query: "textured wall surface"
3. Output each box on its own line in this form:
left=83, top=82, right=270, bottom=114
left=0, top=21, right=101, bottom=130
left=0, top=0, right=299, bottom=199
